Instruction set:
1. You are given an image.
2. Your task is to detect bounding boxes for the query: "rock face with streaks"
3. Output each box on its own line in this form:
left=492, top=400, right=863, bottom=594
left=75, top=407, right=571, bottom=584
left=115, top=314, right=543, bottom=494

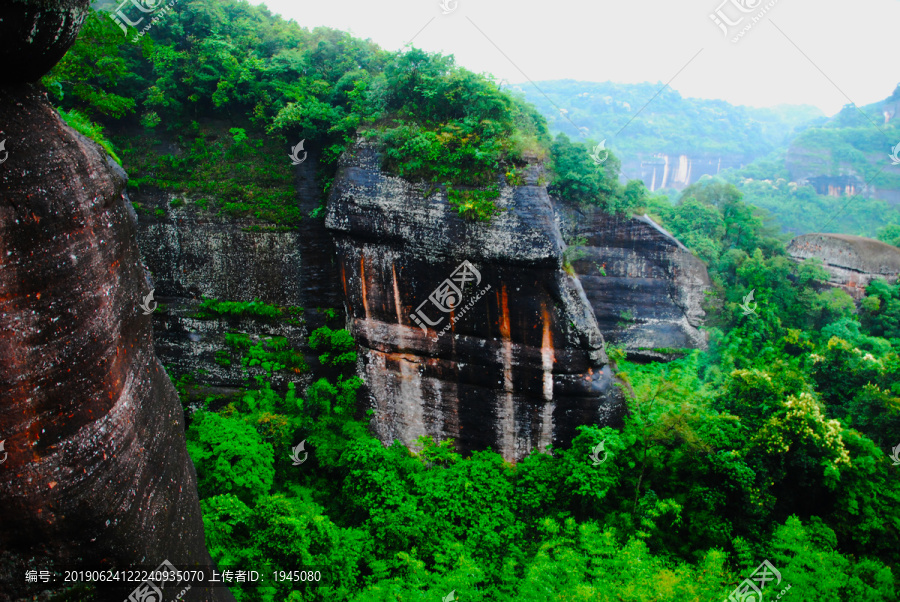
left=787, top=233, right=900, bottom=299
left=0, top=85, right=232, bottom=602
left=557, top=208, right=709, bottom=362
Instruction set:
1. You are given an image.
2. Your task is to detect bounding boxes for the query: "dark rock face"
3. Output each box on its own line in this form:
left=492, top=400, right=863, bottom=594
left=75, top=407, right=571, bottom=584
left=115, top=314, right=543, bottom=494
left=559, top=208, right=709, bottom=362
left=131, top=151, right=342, bottom=394
left=0, top=85, right=232, bottom=601
left=787, top=233, right=900, bottom=299
left=326, top=143, right=630, bottom=461
left=0, top=0, right=91, bottom=83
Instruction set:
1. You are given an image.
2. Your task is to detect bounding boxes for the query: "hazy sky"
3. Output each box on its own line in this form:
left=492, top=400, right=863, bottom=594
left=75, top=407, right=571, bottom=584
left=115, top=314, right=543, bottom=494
left=246, top=0, right=899, bottom=116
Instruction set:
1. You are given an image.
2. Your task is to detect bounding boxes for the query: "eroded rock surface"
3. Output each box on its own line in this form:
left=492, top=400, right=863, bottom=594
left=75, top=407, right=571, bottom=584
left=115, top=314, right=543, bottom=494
left=0, top=85, right=232, bottom=602
left=558, top=208, right=709, bottom=362
left=131, top=153, right=342, bottom=396
left=326, top=143, right=630, bottom=461
left=787, top=233, right=900, bottom=299
left=0, top=0, right=91, bottom=83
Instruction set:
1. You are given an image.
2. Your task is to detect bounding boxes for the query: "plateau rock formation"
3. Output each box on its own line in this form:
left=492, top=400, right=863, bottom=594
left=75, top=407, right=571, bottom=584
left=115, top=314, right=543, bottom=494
left=323, top=142, right=709, bottom=461
left=0, top=4, right=233, bottom=600
left=787, top=233, right=900, bottom=299
left=133, top=140, right=710, bottom=462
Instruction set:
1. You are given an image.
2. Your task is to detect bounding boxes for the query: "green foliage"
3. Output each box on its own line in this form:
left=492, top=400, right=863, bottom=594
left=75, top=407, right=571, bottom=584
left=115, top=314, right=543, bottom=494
left=42, top=10, right=137, bottom=119
left=446, top=185, right=502, bottom=221
left=195, top=298, right=302, bottom=321
left=309, top=326, right=357, bottom=367
left=547, top=133, right=640, bottom=214
left=119, top=125, right=303, bottom=226
left=187, top=412, right=275, bottom=504
left=56, top=108, right=122, bottom=165
left=860, top=279, right=900, bottom=342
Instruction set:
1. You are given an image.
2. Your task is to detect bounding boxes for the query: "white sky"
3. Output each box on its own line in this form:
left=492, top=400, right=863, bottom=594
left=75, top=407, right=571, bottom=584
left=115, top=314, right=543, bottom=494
left=246, top=0, right=900, bottom=116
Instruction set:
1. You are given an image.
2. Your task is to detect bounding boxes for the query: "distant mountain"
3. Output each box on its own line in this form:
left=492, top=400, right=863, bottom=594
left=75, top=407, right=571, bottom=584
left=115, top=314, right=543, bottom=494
left=512, top=80, right=824, bottom=190
left=721, top=84, right=900, bottom=238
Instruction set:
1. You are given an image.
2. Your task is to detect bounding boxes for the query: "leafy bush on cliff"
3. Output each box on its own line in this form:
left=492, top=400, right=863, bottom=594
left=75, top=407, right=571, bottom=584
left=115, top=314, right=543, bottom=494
left=46, top=3, right=637, bottom=224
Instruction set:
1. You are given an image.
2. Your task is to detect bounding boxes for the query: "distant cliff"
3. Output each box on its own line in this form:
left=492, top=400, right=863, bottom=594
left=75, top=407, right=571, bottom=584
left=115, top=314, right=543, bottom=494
left=622, top=153, right=746, bottom=192
left=787, top=233, right=900, bottom=299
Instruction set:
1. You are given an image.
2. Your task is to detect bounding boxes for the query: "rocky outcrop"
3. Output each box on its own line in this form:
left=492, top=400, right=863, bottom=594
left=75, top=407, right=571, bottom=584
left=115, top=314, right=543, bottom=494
left=0, top=0, right=91, bottom=83
left=558, top=208, right=709, bottom=361
left=131, top=152, right=342, bottom=396
left=787, top=233, right=900, bottom=299
left=0, top=85, right=232, bottom=602
left=325, top=142, right=711, bottom=461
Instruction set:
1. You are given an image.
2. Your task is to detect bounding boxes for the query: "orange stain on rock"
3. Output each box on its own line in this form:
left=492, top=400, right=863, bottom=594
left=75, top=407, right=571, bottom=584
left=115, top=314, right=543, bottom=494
left=360, top=256, right=369, bottom=320
left=498, top=285, right=511, bottom=340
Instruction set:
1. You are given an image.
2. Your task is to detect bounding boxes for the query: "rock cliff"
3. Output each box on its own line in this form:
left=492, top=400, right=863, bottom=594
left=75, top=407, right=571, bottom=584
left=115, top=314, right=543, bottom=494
left=131, top=150, right=342, bottom=398
left=0, top=4, right=232, bottom=599
left=323, top=142, right=709, bottom=461
left=787, top=233, right=900, bottom=299
left=557, top=208, right=709, bottom=361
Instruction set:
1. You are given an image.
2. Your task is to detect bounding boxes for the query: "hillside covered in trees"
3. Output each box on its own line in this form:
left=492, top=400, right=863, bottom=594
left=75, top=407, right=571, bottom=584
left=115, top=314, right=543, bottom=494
left=518, top=79, right=900, bottom=244
left=41, top=1, right=900, bottom=600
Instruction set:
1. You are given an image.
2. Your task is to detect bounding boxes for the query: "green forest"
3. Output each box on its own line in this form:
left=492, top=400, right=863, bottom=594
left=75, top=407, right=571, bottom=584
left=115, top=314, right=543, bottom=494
left=515, top=79, right=824, bottom=158
left=46, top=1, right=900, bottom=600
left=518, top=79, right=900, bottom=242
